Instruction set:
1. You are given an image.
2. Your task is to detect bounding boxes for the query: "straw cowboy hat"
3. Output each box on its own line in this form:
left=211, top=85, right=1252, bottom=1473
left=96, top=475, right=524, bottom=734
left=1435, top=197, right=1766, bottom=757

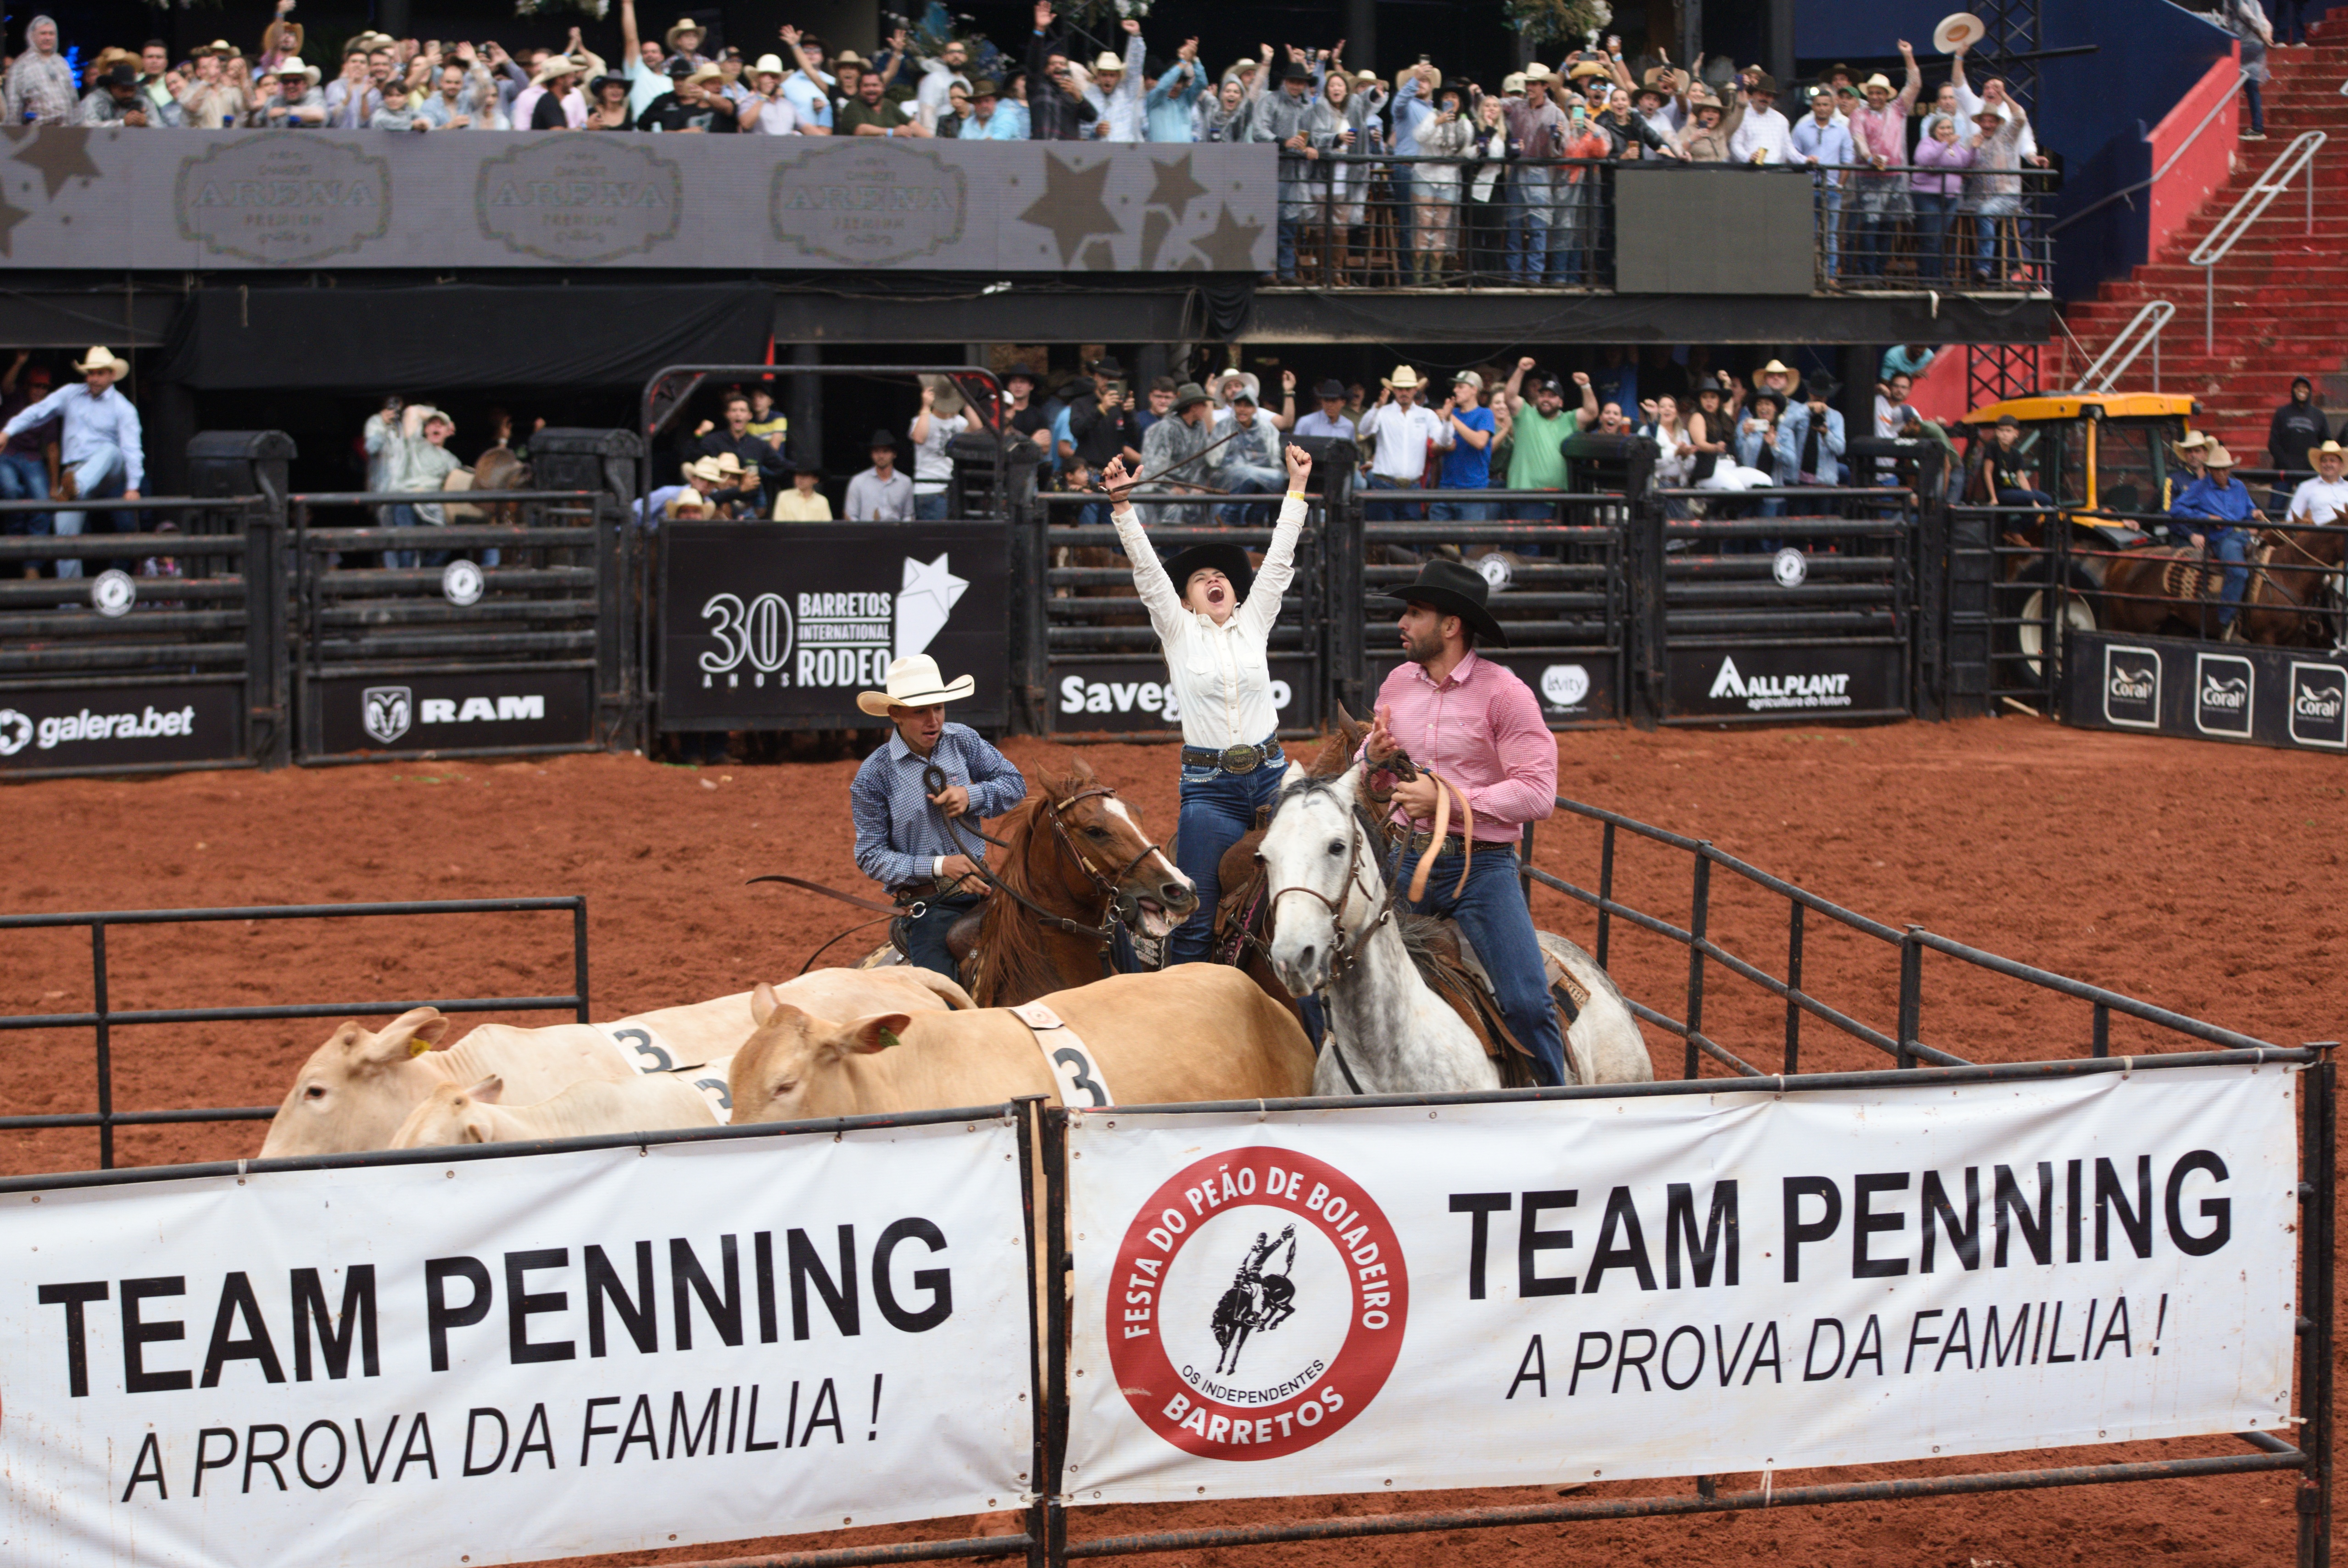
left=682, top=455, right=728, bottom=484
left=1383, top=364, right=1423, bottom=390
left=2310, top=439, right=2348, bottom=466
left=664, top=15, right=705, bottom=47
left=531, top=53, right=586, bottom=84
left=1934, top=11, right=1987, bottom=53
left=917, top=373, right=967, bottom=418
left=2172, top=429, right=2210, bottom=461
left=72, top=345, right=130, bottom=378
left=856, top=654, right=975, bottom=716
left=1093, top=50, right=1127, bottom=73
left=1861, top=72, right=1895, bottom=93
left=2203, top=442, right=2239, bottom=468
left=1687, top=83, right=1725, bottom=112
left=1211, top=367, right=1260, bottom=405
left=273, top=55, right=321, bottom=84
left=752, top=53, right=787, bottom=77
left=1757, top=359, right=1798, bottom=386
left=1374, top=558, right=1510, bottom=645
left=1567, top=58, right=1610, bottom=82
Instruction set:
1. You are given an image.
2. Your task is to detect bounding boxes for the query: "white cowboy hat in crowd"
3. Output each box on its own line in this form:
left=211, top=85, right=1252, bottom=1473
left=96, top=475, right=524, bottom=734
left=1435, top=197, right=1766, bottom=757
left=857, top=654, right=976, bottom=716
left=72, top=345, right=130, bottom=378
left=1093, top=50, right=1127, bottom=73
left=682, top=455, right=727, bottom=484
left=1933, top=11, right=1987, bottom=53
left=531, top=53, right=586, bottom=85
left=664, top=14, right=705, bottom=47
left=1211, top=368, right=1260, bottom=406
left=273, top=56, right=321, bottom=84
left=1384, top=364, right=1422, bottom=390
left=752, top=53, right=786, bottom=77
left=2202, top=442, right=2238, bottom=468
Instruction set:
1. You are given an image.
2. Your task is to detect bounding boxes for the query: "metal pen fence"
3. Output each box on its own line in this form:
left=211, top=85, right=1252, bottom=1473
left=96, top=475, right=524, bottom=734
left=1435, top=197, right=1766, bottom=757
left=0, top=897, right=589, bottom=1169
left=1277, top=152, right=2051, bottom=292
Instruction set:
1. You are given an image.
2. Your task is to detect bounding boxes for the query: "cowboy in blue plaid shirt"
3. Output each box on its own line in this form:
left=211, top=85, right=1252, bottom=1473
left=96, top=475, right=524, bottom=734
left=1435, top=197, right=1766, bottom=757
left=849, top=655, right=1026, bottom=979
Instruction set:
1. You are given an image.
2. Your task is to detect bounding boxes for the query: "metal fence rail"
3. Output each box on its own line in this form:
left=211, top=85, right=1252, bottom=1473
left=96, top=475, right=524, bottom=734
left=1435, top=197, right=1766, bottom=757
left=0, top=896, right=590, bottom=1168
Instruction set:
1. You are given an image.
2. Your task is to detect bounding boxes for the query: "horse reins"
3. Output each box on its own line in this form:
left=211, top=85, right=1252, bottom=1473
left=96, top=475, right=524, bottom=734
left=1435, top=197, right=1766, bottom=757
left=931, top=777, right=1168, bottom=948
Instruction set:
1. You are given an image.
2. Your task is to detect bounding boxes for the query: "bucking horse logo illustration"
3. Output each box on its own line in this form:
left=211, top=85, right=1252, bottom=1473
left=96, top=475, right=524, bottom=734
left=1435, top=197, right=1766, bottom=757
left=1211, top=1224, right=1298, bottom=1376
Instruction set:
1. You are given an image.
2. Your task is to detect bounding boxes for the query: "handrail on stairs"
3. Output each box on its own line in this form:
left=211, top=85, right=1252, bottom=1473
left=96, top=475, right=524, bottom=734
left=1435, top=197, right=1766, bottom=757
left=2189, top=129, right=2327, bottom=351
left=2069, top=299, right=2176, bottom=393
left=2047, top=69, right=2249, bottom=237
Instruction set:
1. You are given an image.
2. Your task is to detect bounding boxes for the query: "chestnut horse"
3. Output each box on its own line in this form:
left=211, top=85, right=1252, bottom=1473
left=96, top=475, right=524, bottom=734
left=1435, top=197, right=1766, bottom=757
left=2240, top=522, right=2347, bottom=647
left=861, top=756, right=1197, bottom=1008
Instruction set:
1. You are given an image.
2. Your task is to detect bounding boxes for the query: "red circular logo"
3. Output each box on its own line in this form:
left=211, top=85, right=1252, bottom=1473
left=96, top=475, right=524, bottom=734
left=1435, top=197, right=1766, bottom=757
left=1105, top=1148, right=1408, bottom=1460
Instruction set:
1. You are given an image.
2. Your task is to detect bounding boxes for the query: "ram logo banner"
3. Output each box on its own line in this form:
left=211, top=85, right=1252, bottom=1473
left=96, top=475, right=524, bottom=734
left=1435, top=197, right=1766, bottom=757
left=2102, top=645, right=2162, bottom=729
left=1065, top=1066, right=2296, bottom=1502
left=361, top=686, right=413, bottom=745
left=659, top=524, right=1008, bottom=728
left=2288, top=662, right=2348, bottom=750
left=2193, top=653, right=2254, bottom=738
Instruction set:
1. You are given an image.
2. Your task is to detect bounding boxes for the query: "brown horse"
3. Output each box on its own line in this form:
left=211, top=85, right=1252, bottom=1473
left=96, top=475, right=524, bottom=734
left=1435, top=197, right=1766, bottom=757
left=2240, top=522, right=2347, bottom=647
left=949, top=756, right=1197, bottom=1008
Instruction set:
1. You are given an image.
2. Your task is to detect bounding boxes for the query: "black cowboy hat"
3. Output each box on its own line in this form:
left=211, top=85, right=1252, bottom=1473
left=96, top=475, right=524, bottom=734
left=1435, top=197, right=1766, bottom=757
left=1374, top=557, right=1510, bottom=646
left=867, top=427, right=900, bottom=449
left=1161, top=541, right=1254, bottom=606
left=1276, top=58, right=1313, bottom=83
left=1799, top=372, right=1841, bottom=403
left=1313, top=378, right=1347, bottom=400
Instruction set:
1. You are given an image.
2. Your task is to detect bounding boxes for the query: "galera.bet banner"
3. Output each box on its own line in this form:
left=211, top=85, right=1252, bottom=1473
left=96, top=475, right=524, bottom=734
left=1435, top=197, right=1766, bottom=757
left=1063, top=1064, right=2299, bottom=1501
left=0, top=1118, right=1033, bottom=1568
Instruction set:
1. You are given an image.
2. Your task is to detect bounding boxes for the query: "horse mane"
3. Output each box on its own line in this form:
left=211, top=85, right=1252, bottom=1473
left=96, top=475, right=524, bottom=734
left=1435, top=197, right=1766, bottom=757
left=969, top=758, right=1102, bottom=1008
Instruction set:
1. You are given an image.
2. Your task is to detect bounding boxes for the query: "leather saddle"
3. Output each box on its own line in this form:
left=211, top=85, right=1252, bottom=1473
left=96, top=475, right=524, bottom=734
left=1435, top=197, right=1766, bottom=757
left=945, top=906, right=986, bottom=964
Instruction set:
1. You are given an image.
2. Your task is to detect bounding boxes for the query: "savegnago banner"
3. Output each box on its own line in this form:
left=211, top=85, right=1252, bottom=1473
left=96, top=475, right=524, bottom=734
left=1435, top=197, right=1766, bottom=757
left=0, top=1118, right=1033, bottom=1568
left=1062, top=1063, right=2298, bottom=1502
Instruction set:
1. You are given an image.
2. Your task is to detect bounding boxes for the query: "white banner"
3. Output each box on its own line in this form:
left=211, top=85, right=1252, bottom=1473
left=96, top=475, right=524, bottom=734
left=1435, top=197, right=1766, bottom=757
left=0, top=1117, right=1033, bottom=1568
left=1064, top=1064, right=2299, bottom=1502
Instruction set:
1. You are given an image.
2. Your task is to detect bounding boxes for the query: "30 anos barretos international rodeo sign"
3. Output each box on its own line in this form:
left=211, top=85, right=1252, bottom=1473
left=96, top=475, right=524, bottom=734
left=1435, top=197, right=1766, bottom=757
left=0, top=1119, right=1033, bottom=1568
left=1063, top=1064, right=2298, bottom=1501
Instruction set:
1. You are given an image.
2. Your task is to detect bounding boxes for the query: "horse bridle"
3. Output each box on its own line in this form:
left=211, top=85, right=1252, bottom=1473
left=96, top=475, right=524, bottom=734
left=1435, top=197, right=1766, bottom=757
left=931, top=774, right=1166, bottom=947
left=1261, top=796, right=1397, bottom=989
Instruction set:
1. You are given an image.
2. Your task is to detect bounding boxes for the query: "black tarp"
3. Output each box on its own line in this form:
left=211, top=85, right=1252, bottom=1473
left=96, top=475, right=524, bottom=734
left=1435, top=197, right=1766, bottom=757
left=156, top=284, right=772, bottom=391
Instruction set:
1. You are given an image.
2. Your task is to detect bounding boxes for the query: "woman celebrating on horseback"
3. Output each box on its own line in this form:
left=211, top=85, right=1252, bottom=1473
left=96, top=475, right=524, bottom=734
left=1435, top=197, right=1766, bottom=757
left=1101, top=440, right=1315, bottom=965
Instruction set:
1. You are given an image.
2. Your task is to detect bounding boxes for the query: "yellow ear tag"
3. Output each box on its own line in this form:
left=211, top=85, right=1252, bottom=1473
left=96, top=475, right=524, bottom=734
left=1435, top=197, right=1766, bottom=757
left=409, top=1038, right=433, bottom=1058
left=877, top=1027, right=903, bottom=1051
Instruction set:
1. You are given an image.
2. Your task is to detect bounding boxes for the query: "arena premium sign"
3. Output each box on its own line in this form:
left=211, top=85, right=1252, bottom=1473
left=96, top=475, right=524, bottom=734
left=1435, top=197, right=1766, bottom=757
left=658, top=522, right=1009, bottom=730
left=1065, top=1064, right=2297, bottom=1501
left=2064, top=629, right=2347, bottom=753
left=0, top=682, right=243, bottom=773
left=0, top=128, right=1274, bottom=273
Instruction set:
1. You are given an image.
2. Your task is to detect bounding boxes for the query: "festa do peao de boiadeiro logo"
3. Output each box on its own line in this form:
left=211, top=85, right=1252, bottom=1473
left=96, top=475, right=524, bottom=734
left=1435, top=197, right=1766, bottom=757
left=1106, top=1150, right=1407, bottom=1460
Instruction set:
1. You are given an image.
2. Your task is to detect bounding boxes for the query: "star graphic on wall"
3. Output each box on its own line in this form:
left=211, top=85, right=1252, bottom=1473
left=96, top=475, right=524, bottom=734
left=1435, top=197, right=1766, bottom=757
left=1145, top=156, right=1208, bottom=217
left=12, top=128, right=100, bottom=200
left=1015, top=154, right=1121, bottom=267
left=0, top=184, right=26, bottom=256
left=1189, top=203, right=1266, bottom=272
left=894, top=552, right=968, bottom=660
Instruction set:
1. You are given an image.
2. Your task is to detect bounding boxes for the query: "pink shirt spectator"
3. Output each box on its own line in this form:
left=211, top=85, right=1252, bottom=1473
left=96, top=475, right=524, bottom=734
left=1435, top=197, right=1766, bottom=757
left=1368, top=651, right=1556, bottom=841
left=1848, top=63, right=1919, bottom=170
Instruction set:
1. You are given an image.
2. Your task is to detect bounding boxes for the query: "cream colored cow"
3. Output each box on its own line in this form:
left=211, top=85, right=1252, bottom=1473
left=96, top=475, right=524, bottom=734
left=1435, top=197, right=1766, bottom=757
left=387, top=1073, right=721, bottom=1147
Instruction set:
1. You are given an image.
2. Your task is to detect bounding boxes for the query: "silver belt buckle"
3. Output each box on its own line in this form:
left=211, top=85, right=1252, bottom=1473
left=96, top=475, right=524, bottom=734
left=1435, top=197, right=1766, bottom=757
left=1221, top=744, right=1260, bottom=774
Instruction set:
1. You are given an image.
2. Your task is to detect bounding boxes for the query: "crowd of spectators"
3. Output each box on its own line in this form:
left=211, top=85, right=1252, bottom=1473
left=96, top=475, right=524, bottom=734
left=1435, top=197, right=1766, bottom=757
left=4, top=6, right=2052, bottom=287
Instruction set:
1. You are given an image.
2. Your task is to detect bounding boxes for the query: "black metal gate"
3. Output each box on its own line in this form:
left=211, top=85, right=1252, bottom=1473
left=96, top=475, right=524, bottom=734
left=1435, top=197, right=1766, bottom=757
left=291, top=489, right=629, bottom=762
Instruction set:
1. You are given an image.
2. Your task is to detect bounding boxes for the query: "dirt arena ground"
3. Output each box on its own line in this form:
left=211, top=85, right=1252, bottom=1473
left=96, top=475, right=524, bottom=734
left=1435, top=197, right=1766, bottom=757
left=3, top=715, right=2342, bottom=1568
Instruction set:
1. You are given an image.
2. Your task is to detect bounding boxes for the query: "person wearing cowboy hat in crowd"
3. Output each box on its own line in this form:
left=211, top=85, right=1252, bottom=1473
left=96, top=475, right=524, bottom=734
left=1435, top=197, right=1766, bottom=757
left=1728, top=69, right=1791, bottom=163
left=850, top=656, right=1028, bottom=981
left=1099, top=442, right=1314, bottom=968
left=846, top=429, right=915, bottom=521
left=639, top=60, right=738, bottom=131
left=2287, top=439, right=2348, bottom=528
left=1136, top=381, right=1225, bottom=526
left=773, top=456, right=832, bottom=522
left=663, top=14, right=710, bottom=68
left=1673, top=81, right=1744, bottom=161
left=1294, top=378, right=1359, bottom=442
left=910, top=378, right=969, bottom=520
left=255, top=56, right=326, bottom=127
left=1770, top=370, right=1845, bottom=512
left=5, top=347, right=141, bottom=581
left=1080, top=17, right=1147, bottom=141
left=1359, top=364, right=1447, bottom=522
left=518, top=51, right=591, bottom=129
left=78, top=61, right=154, bottom=126
left=1844, top=45, right=1922, bottom=278
left=1360, top=561, right=1568, bottom=1087
left=734, top=55, right=797, bottom=133
left=177, top=42, right=250, bottom=128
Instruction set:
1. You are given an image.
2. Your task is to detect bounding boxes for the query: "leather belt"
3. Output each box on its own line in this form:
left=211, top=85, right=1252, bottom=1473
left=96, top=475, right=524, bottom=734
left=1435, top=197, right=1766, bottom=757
left=1401, top=827, right=1472, bottom=857
left=890, top=879, right=975, bottom=906
left=1181, top=740, right=1283, bottom=774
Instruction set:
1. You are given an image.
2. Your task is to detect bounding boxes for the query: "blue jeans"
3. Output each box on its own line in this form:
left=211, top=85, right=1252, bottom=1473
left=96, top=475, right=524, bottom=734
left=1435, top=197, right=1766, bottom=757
left=1506, top=166, right=1553, bottom=280
left=0, top=451, right=52, bottom=540
left=1389, top=163, right=1416, bottom=261
left=1815, top=185, right=1843, bottom=278
left=382, top=502, right=449, bottom=570
left=1364, top=472, right=1425, bottom=523
left=900, top=892, right=981, bottom=980
left=1429, top=497, right=1497, bottom=523
left=915, top=491, right=949, bottom=521
left=1387, top=840, right=1566, bottom=1088
left=2208, top=527, right=2251, bottom=628
left=2243, top=79, right=2264, bottom=134
left=1913, top=191, right=1957, bottom=280
left=1171, top=752, right=1288, bottom=966
left=53, top=444, right=129, bottom=580
left=1217, top=463, right=1283, bottom=525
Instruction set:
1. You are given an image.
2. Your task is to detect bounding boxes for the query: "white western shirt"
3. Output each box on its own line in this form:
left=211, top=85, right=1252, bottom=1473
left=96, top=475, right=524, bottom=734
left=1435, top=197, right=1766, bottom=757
left=3, top=383, right=143, bottom=489
left=2287, top=474, right=2348, bottom=523
left=1112, top=491, right=1305, bottom=748
left=1358, top=401, right=1446, bottom=484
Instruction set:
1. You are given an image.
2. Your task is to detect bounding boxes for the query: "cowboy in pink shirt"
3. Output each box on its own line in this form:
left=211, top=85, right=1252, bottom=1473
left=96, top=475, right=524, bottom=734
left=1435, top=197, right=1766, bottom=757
left=1362, top=558, right=1567, bottom=1084
left=1846, top=41, right=1922, bottom=278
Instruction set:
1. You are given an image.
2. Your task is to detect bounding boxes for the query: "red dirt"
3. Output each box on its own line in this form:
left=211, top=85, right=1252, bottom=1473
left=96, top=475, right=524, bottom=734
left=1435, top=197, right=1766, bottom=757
left=3, top=717, right=2342, bottom=1567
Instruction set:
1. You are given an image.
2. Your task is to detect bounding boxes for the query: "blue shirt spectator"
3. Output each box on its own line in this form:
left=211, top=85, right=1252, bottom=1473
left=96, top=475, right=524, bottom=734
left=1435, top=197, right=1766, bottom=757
left=1774, top=398, right=1847, bottom=485
left=1439, top=403, right=1495, bottom=489
left=2170, top=473, right=2258, bottom=528
left=1146, top=56, right=1205, bottom=142
left=1789, top=111, right=1857, bottom=186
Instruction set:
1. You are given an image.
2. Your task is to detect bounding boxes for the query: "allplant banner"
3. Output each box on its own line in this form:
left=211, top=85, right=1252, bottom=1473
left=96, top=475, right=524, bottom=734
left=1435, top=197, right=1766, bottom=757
left=1063, top=1064, right=2298, bottom=1501
left=0, top=1118, right=1033, bottom=1568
